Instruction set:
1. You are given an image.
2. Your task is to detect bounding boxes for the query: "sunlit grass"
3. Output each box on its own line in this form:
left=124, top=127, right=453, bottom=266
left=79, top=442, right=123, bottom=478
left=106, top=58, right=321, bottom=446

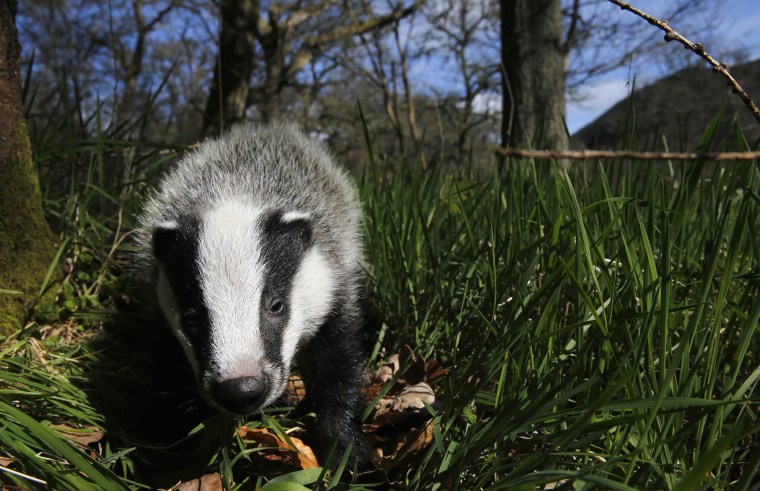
left=1, top=111, right=758, bottom=489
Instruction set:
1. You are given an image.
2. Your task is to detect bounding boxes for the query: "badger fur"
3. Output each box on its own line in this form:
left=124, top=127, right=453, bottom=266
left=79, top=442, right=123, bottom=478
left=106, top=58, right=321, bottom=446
left=136, top=124, right=369, bottom=465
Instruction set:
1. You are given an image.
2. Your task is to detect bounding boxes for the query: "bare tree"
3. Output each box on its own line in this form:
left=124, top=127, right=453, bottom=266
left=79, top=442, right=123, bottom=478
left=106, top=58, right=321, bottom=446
left=19, top=0, right=216, bottom=139
left=342, top=9, right=418, bottom=156
left=201, top=0, right=424, bottom=136
left=427, top=0, right=500, bottom=159
left=114, top=0, right=178, bottom=123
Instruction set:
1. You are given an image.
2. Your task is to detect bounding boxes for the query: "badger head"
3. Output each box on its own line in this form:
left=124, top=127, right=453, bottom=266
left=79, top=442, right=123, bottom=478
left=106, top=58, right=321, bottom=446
left=151, top=200, right=334, bottom=415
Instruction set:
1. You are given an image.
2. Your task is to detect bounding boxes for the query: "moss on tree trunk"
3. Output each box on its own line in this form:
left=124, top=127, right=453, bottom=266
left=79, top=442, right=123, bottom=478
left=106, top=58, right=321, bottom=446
left=0, top=0, right=56, bottom=334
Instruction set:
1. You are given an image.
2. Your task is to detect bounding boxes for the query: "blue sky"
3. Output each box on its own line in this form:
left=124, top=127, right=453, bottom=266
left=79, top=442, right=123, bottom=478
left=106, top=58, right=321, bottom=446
left=565, top=0, right=760, bottom=133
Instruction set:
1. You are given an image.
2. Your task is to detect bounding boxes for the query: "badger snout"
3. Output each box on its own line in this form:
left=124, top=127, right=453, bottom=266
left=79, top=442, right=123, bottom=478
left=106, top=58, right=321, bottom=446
left=211, top=374, right=270, bottom=415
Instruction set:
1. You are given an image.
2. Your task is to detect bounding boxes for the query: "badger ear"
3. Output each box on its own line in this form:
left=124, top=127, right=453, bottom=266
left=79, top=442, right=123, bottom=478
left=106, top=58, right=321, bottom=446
left=152, top=221, right=180, bottom=264
left=267, top=211, right=312, bottom=252
left=152, top=219, right=199, bottom=265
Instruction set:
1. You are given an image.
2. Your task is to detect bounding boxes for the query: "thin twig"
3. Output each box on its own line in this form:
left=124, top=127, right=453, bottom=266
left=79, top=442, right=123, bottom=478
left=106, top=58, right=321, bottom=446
left=495, top=147, right=760, bottom=161
left=0, top=465, right=48, bottom=485
left=607, top=0, right=760, bottom=125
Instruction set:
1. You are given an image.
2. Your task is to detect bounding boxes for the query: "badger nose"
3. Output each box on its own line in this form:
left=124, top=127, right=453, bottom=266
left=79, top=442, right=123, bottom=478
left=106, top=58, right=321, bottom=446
left=212, top=375, right=268, bottom=414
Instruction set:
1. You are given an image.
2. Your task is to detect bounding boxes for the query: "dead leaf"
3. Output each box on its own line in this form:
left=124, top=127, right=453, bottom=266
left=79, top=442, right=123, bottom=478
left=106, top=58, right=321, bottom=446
left=169, top=473, right=223, bottom=491
left=392, top=421, right=435, bottom=463
left=396, top=346, right=426, bottom=385
left=387, top=353, right=400, bottom=374
left=0, top=457, right=13, bottom=466
left=373, top=383, right=435, bottom=427
left=424, top=359, right=448, bottom=385
left=363, top=347, right=448, bottom=481
left=237, top=426, right=318, bottom=469
left=371, top=420, right=436, bottom=470
left=49, top=424, right=105, bottom=448
left=393, top=382, right=435, bottom=411
left=284, top=374, right=306, bottom=406
left=374, top=364, right=394, bottom=384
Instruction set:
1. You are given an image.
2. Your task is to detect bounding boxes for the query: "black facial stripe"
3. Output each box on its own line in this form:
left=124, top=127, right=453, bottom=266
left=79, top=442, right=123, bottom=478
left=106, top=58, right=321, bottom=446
left=259, top=210, right=313, bottom=364
left=153, top=217, right=211, bottom=368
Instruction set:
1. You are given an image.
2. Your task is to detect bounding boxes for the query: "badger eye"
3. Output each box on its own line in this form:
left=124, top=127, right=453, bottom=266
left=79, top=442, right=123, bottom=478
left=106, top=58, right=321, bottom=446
left=269, top=300, right=285, bottom=315
left=182, top=308, right=202, bottom=330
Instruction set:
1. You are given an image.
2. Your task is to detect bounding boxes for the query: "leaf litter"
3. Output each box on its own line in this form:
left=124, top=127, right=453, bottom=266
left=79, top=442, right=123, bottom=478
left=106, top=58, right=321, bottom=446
left=168, top=345, right=447, bottom=489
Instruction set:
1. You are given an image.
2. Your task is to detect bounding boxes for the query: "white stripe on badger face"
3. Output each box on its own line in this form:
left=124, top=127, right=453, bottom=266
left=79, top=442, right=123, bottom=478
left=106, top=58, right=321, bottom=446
left=156, top=219, right=178, bottom=230
left=281, top=210, right=310, bottom=223
left=281, top=245, right=335, bottom=365
left=198, top=200, right=266, bottom=380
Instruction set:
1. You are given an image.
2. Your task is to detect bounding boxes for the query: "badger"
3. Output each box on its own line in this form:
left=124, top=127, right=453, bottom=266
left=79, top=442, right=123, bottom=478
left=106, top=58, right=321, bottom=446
left=136, top=124, right=369, bottom=466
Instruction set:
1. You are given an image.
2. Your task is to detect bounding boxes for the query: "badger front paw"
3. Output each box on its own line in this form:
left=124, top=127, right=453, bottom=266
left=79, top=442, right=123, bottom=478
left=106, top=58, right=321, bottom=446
left=315, top=409, right=371, bottom=470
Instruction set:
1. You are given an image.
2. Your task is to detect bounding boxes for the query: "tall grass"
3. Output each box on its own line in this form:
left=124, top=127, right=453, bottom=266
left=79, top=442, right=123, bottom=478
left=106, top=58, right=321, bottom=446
left=0, top=106, right=758, bottom=489
left=361, top=157, right=759, bottom=489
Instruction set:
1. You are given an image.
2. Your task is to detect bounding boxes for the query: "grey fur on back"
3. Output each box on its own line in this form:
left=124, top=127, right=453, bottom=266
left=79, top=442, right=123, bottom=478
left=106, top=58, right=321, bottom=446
left=136, top=123, right=362, bottom=281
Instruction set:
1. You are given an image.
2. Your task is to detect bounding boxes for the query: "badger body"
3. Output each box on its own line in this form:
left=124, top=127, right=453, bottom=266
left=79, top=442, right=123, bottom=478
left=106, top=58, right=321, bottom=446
left=137, top=124, right=368, bottom=465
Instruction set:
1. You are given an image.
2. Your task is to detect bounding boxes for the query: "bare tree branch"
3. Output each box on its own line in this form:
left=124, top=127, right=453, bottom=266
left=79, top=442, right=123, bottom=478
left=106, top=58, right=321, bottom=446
left=305, top=0, right=424, bottom=47
left=495, top=147, right=760, bottom=161
left=607, top=0, right=760, bottom=126
left=563, top=0, right=580, bottom=53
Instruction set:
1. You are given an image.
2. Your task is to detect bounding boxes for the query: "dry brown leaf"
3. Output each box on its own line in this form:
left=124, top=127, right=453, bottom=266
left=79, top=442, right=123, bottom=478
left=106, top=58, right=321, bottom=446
left=237, top=426, right=318, bottom=469
left=37, top=319, right=99, bottom=345
left=373, top=383, right=435, bottom=427
left=362, top=346, right=447, bottom=481
left=372, top=420, right=436, bottom=470
left=387, top=353, right=400, bottom=374
left=403, top=356, right=427, bottom=386
left=0, top=457, right=13, bottom=466
left=393, top=382, right=435, bottom=411
left=169, top=473, right=223, bottom=491
left=49, top=424, right=105, bottom=448
left=284, top=374, right=306, bottom=406
left=394, top=421, right=435, bottom=462
left=374, top=364, right=394, bottom=384
left=424, top=359, right=448, bottom=385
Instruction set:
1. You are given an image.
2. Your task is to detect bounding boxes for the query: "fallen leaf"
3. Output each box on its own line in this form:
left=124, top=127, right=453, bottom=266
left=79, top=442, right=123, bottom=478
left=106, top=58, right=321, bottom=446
left=393, top=382, right=435, bottom=411
left=424, top=359, right=448, bottom=385
left=49, top=424, right=105, bottom=448
left=0, top=457, right=13, bottom=466
left=360, top=346, right=449, bottom=483
left=395, top=345, right=427, bottom=385
left=374, top=364, right=394, bottom=384
left=237, top=426, right=319, bottom=469
left=392, top=421, right=435, bottom=463
left=372, top=383, right=435, bottom=427
left=169, top=473, right=223, bottom=491
left=284, top=374, right=306, bottom=406
left=371, top=420, right=436, bottom=470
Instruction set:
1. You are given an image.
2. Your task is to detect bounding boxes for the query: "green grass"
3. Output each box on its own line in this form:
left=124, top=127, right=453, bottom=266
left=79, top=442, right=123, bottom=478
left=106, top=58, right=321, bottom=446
left=1, top=117, right=759, bottom=489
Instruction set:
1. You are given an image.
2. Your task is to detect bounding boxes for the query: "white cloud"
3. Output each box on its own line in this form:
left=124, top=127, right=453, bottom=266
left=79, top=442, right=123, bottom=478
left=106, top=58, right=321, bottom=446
left=471, top=92, right=501, bottom=114
left=566, top=78, right=631, bottom=134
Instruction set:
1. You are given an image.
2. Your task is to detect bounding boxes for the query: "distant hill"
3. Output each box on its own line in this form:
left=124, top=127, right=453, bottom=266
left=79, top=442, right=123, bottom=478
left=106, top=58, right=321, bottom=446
left=574, top=59, right=760, bottom=150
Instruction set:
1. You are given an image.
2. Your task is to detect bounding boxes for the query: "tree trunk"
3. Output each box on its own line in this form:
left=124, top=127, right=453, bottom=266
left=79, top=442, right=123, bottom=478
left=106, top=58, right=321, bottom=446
left=201, top=0, right=259, bottom=137
left=0, top=0, right=56, bottom=333
left=500, top=0, right=568, bottom=150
